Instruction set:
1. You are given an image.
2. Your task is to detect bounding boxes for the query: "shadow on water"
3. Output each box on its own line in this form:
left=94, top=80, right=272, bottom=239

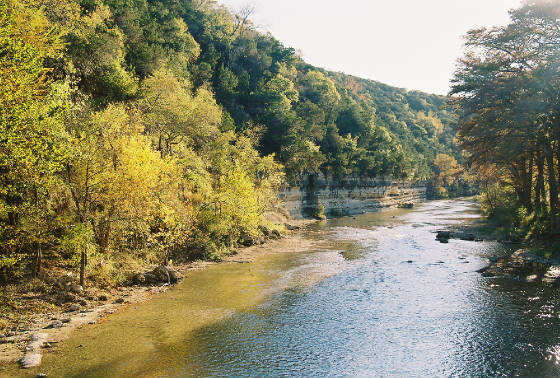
left=3, top=199, right=560, bottom=378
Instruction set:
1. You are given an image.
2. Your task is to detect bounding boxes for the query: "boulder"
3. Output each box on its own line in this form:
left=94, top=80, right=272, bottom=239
left=152, top=265, right=178, bottom=284
left=133, top=273, right=146, bottom=285
left=436, top=230, right=452, bottom=239
left=70, top=284, right=83, bottom=293
left=436, top=230, right=452, bottom=243
left=67, top=303, right=80, bottom=312
left=259, top=225, right=271, bottom=237
left=134, top=266, right=179, bottom=285
left=143, top=272, right=156, bottom=284
left=239, top=232, right=256, bottom=247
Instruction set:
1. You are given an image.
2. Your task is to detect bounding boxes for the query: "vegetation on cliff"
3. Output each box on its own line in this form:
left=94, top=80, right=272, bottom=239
left=0, top=0, right=458, bottom=288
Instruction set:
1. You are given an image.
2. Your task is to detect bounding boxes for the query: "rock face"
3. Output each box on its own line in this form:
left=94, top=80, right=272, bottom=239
left=280, top=174, right=426, bottom=219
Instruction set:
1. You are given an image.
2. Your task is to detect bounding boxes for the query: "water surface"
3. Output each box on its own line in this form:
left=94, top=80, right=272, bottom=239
left=5, top=199, right=560, bottom=377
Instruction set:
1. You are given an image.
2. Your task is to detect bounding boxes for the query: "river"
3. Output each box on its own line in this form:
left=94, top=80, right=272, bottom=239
left=5, top=199, right=560, bottom=377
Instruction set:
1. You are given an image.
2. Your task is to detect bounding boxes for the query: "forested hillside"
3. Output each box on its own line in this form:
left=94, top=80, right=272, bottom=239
left=0, top=0, right=458, bottom=284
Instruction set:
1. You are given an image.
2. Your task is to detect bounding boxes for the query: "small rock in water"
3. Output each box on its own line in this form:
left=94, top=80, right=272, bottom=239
left=115, top=298, right=125, bottom=304
left=87, top=321, right=96, bottom=325
left=459, top=233, right=476, bottom=241
left=36, top=373, right=47, bottom=378
left=436, top=230, right=452, bottom=240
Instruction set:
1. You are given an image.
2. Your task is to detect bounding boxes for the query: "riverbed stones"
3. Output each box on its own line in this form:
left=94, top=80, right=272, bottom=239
left=20, top=333, right=47, bottom=368
left=67, top=303, right=80, bottom=312
left=44, top=320, right=64, bottom=329
left=477, top=249, right=560, bottom=282
left=398, top=202, right=414, bottom=209
left=284, top=223, right=300, bottom=231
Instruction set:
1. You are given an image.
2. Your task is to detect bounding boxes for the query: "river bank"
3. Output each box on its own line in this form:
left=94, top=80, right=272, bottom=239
left=3, top=199, right=560, bottom=378
left=0, top=219, right=316, bottom=369
left=431, top=207, right=560, bottom=284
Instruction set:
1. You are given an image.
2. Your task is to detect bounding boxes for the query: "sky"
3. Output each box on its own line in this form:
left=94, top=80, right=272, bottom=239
left=218, top=0, right=523, bottom=95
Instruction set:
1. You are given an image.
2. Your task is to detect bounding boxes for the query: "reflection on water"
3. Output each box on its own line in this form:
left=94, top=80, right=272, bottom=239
left=185, top=200, right=560, bottom=378
left=5, top=199, right=560, bottom=378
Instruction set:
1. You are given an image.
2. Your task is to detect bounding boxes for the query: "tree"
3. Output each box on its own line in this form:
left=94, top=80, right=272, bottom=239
left=451, top=1, right=560, bottom=232
left=0, top=0, right=66, bottom=280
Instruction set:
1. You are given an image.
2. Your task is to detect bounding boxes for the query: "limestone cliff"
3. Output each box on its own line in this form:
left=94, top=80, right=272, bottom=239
left=281, top=174, right=426, bottom=219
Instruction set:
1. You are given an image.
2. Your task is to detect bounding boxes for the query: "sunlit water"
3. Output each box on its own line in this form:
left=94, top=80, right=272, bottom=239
left=4, top=199, right=560, bottom=378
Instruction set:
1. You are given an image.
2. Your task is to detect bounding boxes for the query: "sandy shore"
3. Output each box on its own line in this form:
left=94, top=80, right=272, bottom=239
left=0, top=220, right=318, bottom=369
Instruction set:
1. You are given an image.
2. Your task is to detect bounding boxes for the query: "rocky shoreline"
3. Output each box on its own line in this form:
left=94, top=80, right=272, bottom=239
left=476, top=249, right=560, bottom=283
left=434, top=227, right=560, bottom=284
left=0, top=221, right=312, bottom=372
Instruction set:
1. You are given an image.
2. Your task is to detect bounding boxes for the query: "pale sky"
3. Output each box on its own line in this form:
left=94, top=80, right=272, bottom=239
left=218, top=0, right=523, bottom=95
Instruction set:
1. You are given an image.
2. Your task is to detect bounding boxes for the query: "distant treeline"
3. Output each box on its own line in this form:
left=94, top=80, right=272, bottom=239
left=0, top=0, right=458, bottom=284
left=451, top=1, right=560, bottom=237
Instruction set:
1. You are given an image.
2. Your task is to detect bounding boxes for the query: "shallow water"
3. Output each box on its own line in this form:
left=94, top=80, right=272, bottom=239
left=5, top=199, right=560, bottom=377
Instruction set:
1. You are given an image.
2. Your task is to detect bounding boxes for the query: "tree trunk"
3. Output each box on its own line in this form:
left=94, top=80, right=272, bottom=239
left=546, top=143, right=559, bottom=232
left=80, top=245, right=86, bottom=287
left=512, top=159, right=533, bottom=212
left=522, top=157, right=533, bottom=213
left=33, top=246, right=42, bottom=277
left=535, top=151, right=545, bottom=212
